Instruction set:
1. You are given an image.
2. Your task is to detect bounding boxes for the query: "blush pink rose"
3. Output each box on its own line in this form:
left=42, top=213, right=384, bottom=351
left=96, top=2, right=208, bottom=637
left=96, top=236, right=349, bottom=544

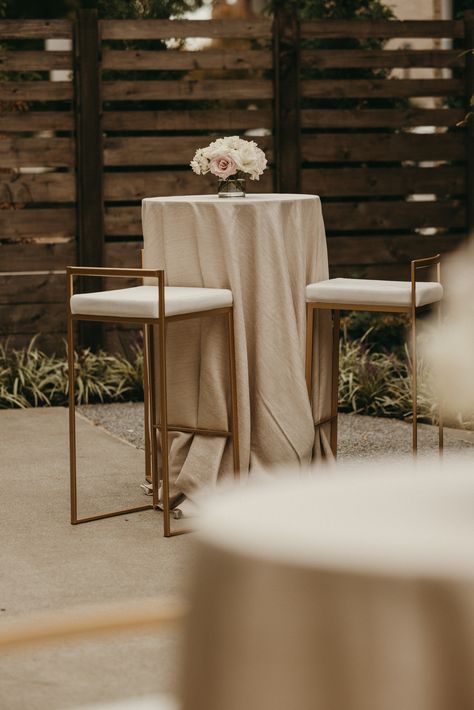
left=209, top=155, right=238, bottom=179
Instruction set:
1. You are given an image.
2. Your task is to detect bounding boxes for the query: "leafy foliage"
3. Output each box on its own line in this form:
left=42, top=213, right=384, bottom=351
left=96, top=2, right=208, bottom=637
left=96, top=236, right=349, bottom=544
left=338, top=328, right=439, bottom=424
left=0, top=338, right=144, bottom=408
left=1, top=329, right=469, bottom=429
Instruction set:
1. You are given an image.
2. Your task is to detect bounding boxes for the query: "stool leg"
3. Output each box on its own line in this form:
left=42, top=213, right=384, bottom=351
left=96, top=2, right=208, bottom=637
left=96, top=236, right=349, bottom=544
left=148, top=326, right=160, bottom=511
left=330, top=310, right=340, bottom=458
left=157, top=318, right=171, bottom=537
left=437, top=301, right=444, bottom=455
left=305, top=303, right=314, bottom=399
left=67, top=311, right=78, bottom=525
left=143, top=325, right=153, bottom=485
left=411, top=309, right=418, bottom=455
left=227, top=309, right=240, bottom=478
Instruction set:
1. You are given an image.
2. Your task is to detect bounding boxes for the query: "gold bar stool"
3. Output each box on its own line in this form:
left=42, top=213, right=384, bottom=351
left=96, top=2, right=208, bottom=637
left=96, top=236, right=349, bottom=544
left=305, top=255, right=443, bottom=458
left=67, top=266, right=240, bottom=537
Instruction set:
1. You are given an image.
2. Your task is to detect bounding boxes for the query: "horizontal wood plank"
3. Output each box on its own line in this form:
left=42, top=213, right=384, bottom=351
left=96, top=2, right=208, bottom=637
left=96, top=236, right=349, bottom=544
left=300, top=20, right=464, bottom=39
left=0, top=19, right=72, bottom=39
left=0, top=302, right=66, bottom=335
left=0, top=273, right=66, bottom=304
left=323, top=199, right=465, bottom=230
left=0, top=138, right=75, bottom=168
left=102, top=79, right=273, bottom=101
left=0, top=81, right=73, bottom=101
left=0, top=173, right=76, bottom=204
left=0, top=51, right=72, bottom=71
left=103, top=109, right=273, bottom=131
left=103, top=135, right=273, bottom=166
left=301, top=132, right=465, bottom=162
left=105, top=241, right=141, bottom=267
left=104, top=169, right=273, bottom=200
left=0, top=208, right=75, bottom=239
left=101, top=19, right=272, bottom=40
left=102, top=48, right=272, bottom=71
left=327, top=233, right=465, bottom=265
left=0, top=241, right=76, bottom=271
left=301, top=49, right=463, bottom=69
left=0, top=111, right=74, bottom=131
left=301, top=108, right=464, bottom=128
left=302, top=166, right=465, bottom=197
left=301, top=78, right=462, bottom=98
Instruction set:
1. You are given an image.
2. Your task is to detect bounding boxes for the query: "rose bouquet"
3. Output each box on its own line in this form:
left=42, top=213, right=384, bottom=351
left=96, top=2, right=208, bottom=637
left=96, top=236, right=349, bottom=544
left=190, top=136, right=267, bottom=197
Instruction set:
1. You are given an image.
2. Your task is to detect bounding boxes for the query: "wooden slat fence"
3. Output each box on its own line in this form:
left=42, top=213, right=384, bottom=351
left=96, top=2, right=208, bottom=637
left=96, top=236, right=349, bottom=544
left=0, top=12, right=472, bottom=351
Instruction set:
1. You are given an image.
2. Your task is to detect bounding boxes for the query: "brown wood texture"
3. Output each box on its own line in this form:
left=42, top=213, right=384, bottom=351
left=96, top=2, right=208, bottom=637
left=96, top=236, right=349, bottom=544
left=0, top=81, right=73, bottom=101
left=301, top=132, right=465, bottom=162
left=0, top=173, right=76, bottom=204
left=323, top=200, right=465, bottom=230
left=0, top=112, right=75, bottom=131
left=301, top=49, right=462, bottom=69
left=103, top=109, right=272, bottom=131
left=0, top=303, right=66, bottom=335
left=274, top=3, right=300, bottom=193
left=0, top=137, right=75, bottom=168
left=0, top=19, right=72, bottom=39
left=102, top=79, right=273, bottom=101
left=102, top=48, right=272, bottom=71
left=100, top=19, right=272, bottom=40
left=0, top=209, right=75, bottom=239
left=0, top=242, right=76, bottom=272
left=0, top=273, right=66, bottom=304
left=104, top=170, right=273, bottom=201
left=301, top=108, right=464, bottom=128
left=74, top=8, right=105, bottom=348
left=300, top=20, right=463, bottom=39
left=302, top=166, right=465, bottom=196
left=0, top=51, right=72, bottom=71
left=103, top=135, right=273, bottom=166
left=327, top=233, right=465, bottom=265
left=330, top=263, right=413, bottom=280
left=301, top=78, right=462, bottom=98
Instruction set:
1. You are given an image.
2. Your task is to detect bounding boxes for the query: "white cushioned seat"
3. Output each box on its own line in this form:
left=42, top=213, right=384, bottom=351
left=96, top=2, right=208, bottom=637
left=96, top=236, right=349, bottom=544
left=70, top=285, right=233, bottom=319
left=306, top=278, right=443, bottom=308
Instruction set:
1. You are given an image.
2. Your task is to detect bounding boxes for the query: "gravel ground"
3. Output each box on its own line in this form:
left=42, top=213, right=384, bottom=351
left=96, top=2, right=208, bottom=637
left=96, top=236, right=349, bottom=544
left=79, top=402, right=474, bottom=462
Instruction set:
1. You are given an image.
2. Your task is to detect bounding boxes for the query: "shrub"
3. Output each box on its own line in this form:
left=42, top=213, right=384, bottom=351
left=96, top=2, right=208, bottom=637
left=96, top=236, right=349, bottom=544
left=0, top=338, right=144, bottom=408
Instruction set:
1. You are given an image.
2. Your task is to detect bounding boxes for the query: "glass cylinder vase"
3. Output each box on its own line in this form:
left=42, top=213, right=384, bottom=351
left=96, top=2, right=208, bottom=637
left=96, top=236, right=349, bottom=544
left=217, top=176, right=246, bottom=198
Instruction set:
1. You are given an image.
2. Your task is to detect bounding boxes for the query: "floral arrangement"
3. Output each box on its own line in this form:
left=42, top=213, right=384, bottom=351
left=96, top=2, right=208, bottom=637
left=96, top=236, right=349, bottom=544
left=190, top=136, right=267, bottom=181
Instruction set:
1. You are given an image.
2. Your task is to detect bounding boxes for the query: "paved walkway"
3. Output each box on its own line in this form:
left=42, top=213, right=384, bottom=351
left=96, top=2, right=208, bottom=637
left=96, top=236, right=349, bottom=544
left=0, top=407, right=189, bottom=710
left=1, top=406, right=473, bottom=709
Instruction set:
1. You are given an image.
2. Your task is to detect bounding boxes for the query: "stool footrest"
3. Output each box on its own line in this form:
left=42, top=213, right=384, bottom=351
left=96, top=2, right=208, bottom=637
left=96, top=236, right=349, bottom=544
left=154, top=424, right=231, bottom=438
left=314, top=414, right=338, bottom=429
left=72, top=504, right=154, bottom=524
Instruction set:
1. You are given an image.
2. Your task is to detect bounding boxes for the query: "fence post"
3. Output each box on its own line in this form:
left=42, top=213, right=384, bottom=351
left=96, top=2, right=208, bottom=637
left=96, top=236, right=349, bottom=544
left=74, top=8, right=104, bottom=349
left=273, top=4, right=301, bottom=193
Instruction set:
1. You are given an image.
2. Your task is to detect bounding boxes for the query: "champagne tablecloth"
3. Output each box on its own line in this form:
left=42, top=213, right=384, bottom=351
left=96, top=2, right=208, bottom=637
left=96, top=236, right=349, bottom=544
left=142, top=194, right=332, bottom=500
left=180, top=461, right=474, bottom=710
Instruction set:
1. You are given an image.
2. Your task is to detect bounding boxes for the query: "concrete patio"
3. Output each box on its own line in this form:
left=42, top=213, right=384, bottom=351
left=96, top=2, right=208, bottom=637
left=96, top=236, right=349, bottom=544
left=1, top=406, right=473, bottom=709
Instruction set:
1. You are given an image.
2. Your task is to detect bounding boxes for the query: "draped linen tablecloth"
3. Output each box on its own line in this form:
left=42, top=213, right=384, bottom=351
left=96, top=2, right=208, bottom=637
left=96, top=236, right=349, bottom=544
left=142, top=194, right=332, bottom=500
left=180, top=461, right=474, bottom=710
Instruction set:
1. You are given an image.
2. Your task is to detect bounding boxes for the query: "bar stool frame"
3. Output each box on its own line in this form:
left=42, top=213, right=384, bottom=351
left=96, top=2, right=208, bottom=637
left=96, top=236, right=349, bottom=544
left=305, top=255, right=443, bottom=458
left=67, top=266, right=240, bottom=537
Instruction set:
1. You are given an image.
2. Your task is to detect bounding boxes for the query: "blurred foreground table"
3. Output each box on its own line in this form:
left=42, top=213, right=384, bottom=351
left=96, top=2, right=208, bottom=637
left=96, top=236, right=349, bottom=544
left=181, top=461, right=474, bottom=710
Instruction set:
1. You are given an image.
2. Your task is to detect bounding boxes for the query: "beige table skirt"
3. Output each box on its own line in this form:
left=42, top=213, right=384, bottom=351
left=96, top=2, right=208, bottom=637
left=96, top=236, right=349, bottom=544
left=180, top=462, right=474, bottom=710
left=142, top=194, right=333, bottom=500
